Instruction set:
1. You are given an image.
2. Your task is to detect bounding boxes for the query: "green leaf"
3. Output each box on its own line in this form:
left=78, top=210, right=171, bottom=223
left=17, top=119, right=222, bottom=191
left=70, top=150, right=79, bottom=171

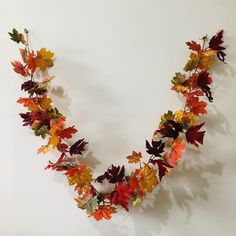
left=34, top=125, right=49, bottom=139
left=84, top=198, right=99, bottom=216
left=8, top=28, right=25, bottom=44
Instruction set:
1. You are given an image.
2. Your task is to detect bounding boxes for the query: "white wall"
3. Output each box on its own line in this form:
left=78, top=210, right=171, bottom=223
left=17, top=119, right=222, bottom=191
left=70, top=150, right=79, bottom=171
left=1, top=1, right=236, bottom=235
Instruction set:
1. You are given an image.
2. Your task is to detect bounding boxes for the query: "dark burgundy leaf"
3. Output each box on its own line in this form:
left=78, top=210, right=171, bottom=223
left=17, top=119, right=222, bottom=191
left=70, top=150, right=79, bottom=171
left=150, top=159, right=173, bottom=181
left=186, top=122, right=205, bottom=147
left=157, top=120, right=183, bottom=139
left=209, top=30, right=226, bottom=62
left=96, top=165, right=126, bottom=183
left=21, top=80, right=47, bottom=95
left=69, top=138, right=88, bottom=156
left=197, top=71, right=213, bottom=102
left=146, top=140, right=165, bottom=157
left=19, top=112, right=32, bottom=126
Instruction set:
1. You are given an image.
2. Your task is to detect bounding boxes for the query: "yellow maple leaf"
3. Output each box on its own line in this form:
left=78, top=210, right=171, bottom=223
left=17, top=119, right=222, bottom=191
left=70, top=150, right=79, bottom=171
left=65, top=164, right=92, bottom=194
left=140, top=165, right=158, bottom=193
left=39, top=96, right=52, bottom=110
left=184, top=52, right=199, bottom=71
left=35, top=48, right=54, bottom=71
left=199, top=50, right=217, bottom=70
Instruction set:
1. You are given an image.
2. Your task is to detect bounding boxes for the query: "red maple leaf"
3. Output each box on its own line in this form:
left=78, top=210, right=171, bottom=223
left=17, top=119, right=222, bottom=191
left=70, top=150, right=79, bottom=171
left=57, top=126, right=77, bottom=139
left=110, top=183, right=132, bottom=211
left=186, top=122, right=205, bottom=147
left=186, top=97, right=207, bottom=115
left=186, top=41, right=201, bottom=52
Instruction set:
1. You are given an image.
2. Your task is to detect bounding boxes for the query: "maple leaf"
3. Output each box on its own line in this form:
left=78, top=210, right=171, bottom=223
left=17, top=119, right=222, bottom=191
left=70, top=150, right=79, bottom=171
left=21, top=80, right=47, bottom=96
left=140, top=165, right=159, bottom=193
left=57, top=126, right=77, bottom=139
left=146, top=140, right=165, bottom=157
left=69, top=138, right=88, bottom=156
left=35, top=48, right=54, bottom=71
left=8, top=28, right=26, bottom=44
left=96, top=165, right=126, bottom=183
left=57, top=143, right=69, bottom=153
left=128, top=169, right=142, bottom=193
left=11, top=60, right=29, bottom=77
left=17, top=97, right=39, bottom=111
left=126, top=151, right=142, bottom=164
left=92, top=205, right=116, bottom=221
left=198, top=50, right=217, bottom=70
left=34, top=124, right=49, bottom=139
left=186, top=97, right=207, bottom=115
left=164, top=139, right=185, bottom=166
left=157, top=120, right=183, bottom=139
left=186, top=122, right=205, bottom=147
left=150, top=159, right=173, bottom=181
left=184, top=52, right=199, bottom=71
left=65, top=164, right=92, bottom=194
left=186, top=41, right=201, bottom=52
left=45, top=153, right=73, bottom=171
left=209, top=30, right=226, bottom=62
left=110, top=182, right=132, bottom=211
left=197, top=71, right=213, bottom=102
left=39, top=96, right=52, bottom=110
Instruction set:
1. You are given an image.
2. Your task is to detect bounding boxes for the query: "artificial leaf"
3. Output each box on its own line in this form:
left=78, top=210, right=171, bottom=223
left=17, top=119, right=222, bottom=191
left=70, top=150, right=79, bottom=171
left=186, top=41, right=201, bottom=52
left=69, top=138, right=88, bottom=156
left=186, top=122, right=205, bottom=147
left=65, top=164, right=92, bottom=194
left=126, top=151, right=142, bottom=164
left=184, top=52, right=199, bottom=71
left=209, top=30, right=226, bottom=62
left=84, top=198, right=99, bottom=216
left=160, top=110, right=175, bottom=126
left=157, top=120, right=183, bottom=139
left=45, top=153, right=73, bottom=171
left=164, top=139, right=185, bottom=166
left=186, top=97, right=207, bottom=115
left=39, top=96, right=52, bottom=110
left=197, top=71, right=213, bottom=102
left=8, top=28, right=26, bottom=44
left=11, top=60, right=29, bottom=77
left=57, top=143, right=69, bottom=153
left=150, top=159, right=173, bottom=181
left=146, top=140, right=165, bottom=157
left=96, top=165, right=125, bottom=183
left=140, top=165, right=158, bottom=193
left=35, top=48, right=54, bottom=71
left=34, top=124, right=49, bottom=139
left=57, top=126, right=77, bottom=139
left=198, top=50, right=216, bottom=70
left=92, top=205, right=116, bottom=221
left=110, top=182, right=132, bottom=211
left=17, top=97, right=39, bottom=111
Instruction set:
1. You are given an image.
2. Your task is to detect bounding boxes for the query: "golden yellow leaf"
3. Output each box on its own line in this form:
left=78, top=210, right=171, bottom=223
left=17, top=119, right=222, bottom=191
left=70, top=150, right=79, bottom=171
left=140, top=165, right=158, bottom=193
left=35, top=48, right=54, bottom=71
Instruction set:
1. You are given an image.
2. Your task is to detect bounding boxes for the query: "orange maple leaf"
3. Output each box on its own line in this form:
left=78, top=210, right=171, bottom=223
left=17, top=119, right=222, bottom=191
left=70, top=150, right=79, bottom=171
left=126, top=151, right=142, bottom=164
left=11, top=60, right=29, bottom=77
left=92, top=205, right=116, bottom=221
left=164, top=139, right=185, bottom=166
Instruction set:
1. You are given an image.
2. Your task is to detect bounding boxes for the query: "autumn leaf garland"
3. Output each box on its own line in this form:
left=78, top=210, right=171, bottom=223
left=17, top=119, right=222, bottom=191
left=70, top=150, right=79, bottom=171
left=10, top=28, right=226, bottom=221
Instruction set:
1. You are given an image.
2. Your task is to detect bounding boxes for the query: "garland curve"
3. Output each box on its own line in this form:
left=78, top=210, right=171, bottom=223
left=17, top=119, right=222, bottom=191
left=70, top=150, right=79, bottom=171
left=9, top=28, right=226, bottom=221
